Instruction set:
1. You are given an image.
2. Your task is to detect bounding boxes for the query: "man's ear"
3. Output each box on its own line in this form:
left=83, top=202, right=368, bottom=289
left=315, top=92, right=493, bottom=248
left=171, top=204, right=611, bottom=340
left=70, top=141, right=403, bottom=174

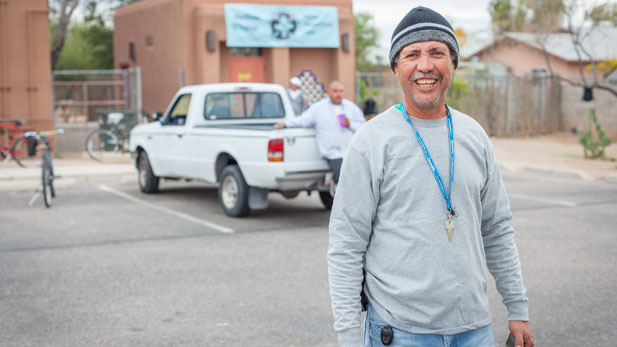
left=393, top=64, right=398, bottom=75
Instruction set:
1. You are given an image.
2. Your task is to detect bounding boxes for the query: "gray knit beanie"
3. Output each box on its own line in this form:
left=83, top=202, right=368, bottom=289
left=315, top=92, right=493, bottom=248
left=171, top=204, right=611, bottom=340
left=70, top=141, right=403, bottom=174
left=389, top=6, right=459, bottom=71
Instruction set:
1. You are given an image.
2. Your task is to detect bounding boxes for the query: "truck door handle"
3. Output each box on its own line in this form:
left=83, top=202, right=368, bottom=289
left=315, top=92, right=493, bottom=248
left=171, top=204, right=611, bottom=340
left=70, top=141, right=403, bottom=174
left=177, top=134, right=183, bottom=138
left=147, top=136, right=152, bottom=140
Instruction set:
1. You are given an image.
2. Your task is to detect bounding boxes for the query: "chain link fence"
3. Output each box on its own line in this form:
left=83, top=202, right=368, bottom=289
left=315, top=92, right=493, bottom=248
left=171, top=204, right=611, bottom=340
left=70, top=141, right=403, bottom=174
left=356, top=71, right=562, bottom=136
left=52, top=68, right=143, bottom=124
left=51, top=68, right=143, bottom=154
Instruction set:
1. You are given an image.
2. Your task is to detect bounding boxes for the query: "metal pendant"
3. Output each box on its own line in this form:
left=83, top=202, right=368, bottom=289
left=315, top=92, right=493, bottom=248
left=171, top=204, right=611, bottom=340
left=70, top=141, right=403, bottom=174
left=445, top=215, right=455, bottom=242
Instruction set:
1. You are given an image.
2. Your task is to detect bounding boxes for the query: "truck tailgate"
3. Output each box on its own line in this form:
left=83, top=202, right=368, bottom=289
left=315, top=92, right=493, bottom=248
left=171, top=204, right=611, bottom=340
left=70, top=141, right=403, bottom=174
left=279, top=128, right=329, bottom=173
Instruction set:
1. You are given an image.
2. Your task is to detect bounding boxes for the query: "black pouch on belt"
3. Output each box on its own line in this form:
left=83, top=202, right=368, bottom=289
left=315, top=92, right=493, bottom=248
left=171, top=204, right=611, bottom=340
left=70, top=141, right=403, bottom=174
left=381, top=325, right=393, bottom=345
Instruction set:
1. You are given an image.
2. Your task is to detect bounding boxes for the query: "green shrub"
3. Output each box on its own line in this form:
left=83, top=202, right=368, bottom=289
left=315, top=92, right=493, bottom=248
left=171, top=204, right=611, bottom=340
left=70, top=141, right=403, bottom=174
left=578, top=108, right=612, bottom=159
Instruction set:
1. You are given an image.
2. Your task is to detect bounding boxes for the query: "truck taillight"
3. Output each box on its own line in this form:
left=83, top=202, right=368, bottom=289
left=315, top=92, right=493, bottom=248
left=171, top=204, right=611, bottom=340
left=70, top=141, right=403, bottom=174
left=268, top=139, right=284, bottom=162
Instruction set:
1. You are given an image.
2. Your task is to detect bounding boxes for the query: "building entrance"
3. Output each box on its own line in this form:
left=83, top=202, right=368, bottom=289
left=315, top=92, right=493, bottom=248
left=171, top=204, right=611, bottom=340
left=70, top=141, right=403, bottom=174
left=228, top=48, right=265, bottom=83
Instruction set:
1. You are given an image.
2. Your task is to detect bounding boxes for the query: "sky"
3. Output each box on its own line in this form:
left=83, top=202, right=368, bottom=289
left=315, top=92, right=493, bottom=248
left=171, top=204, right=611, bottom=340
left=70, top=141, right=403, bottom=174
left=352, top=0, right=494, bottom=59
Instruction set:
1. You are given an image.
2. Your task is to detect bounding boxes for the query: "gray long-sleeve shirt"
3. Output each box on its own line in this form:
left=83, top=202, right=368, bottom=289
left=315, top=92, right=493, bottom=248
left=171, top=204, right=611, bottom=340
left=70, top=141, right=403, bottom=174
left=328, top=105, right=528, bottom=347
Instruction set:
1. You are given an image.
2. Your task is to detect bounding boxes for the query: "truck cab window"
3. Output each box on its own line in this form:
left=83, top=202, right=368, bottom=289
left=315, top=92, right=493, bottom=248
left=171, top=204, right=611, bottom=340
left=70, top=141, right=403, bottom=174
left=256, top=93, right=284, bottom=118
left=164, top=94, right=191, bottom=126
left=205, top=92, right=284, bottom=120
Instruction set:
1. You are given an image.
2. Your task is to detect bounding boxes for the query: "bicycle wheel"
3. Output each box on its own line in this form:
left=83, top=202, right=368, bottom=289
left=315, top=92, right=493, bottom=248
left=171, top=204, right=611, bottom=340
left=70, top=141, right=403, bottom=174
left=48, top=153, right=55, bottom=198
left=86, top=129, right=119, bottom=161
left=10, top=137, right=28, bottom=167
left=42, top=154, right=53, bottom=208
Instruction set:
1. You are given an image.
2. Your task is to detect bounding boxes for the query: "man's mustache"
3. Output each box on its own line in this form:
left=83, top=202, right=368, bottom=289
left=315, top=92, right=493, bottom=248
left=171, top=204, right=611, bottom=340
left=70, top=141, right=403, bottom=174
left=409, top=73, right=442, bottom=82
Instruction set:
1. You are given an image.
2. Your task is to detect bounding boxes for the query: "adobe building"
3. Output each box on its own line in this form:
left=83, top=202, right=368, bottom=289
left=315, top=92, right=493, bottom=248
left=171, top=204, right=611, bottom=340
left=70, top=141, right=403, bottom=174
left=114, top=0, right=356, bottom=114
left=0, top=0, right=53, bottom=132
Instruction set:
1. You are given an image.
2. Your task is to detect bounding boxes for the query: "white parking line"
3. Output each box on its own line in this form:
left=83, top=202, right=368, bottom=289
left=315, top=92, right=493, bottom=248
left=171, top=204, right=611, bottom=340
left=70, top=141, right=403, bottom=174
left=509, top=193, right=578, bottom=207
left=98, top=184, right=234, bottom=234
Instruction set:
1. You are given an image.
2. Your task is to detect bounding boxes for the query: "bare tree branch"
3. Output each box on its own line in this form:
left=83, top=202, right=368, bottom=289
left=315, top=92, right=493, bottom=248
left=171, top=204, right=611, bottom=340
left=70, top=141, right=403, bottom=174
left=551, top=74, right=617, bottom=98
left=50, top=0, right=80, bottom=69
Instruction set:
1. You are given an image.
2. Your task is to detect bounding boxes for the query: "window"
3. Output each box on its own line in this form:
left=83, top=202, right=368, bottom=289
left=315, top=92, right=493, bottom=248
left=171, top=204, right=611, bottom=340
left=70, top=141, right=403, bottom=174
left=164, top=94, right=191, bottom=126
left=531, top=67, right=548, bottom=76
left=230, top=48, right=262, bottom=56
left=129, top=42, right=136, bottom=62
left=204, top=92, right=284, bottom=120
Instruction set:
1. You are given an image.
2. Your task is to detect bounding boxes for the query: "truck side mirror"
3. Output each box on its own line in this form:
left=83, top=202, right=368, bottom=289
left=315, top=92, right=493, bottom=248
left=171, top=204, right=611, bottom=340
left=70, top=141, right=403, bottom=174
left=153, top=112, right=163, bottom=122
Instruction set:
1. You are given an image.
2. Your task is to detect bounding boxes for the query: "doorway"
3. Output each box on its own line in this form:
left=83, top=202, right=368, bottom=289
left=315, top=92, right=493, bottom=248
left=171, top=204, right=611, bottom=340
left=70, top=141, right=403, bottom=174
left=228, top=48, right=266, bottom=83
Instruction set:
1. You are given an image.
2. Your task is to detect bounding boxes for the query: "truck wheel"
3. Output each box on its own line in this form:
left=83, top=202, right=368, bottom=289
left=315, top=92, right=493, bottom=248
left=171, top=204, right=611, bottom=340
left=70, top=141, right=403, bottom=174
left=219, top=165, right=250, bottom=217
left=319, top=191, right=333, bottom=210
left=138, top=151, right=159, bottom=193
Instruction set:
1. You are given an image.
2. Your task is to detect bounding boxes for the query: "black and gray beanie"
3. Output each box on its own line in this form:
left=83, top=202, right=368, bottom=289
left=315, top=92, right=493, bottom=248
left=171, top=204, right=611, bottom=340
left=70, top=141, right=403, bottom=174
left=389, top=6, right=459, bottom=71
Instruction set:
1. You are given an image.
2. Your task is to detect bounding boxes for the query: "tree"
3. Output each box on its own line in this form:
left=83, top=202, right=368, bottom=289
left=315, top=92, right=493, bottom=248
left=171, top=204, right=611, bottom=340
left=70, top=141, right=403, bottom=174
left=489, top=0, right=527, bottom=34
left=50, top=0, right=80, bottom=69
left=547, top=1, right=617, bottom=98
left=454, top=28, right=468, bottom=47
left=354, top=12, right=381, bottom=72
left=489, top=0, right=565, bottom=35
left=51, top=1, right=113, bottom=70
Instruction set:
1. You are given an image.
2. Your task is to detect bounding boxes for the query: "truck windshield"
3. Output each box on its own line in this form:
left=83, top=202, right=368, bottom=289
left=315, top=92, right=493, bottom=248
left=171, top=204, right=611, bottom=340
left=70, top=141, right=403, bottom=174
left=204, top=92, right=285, bottom=120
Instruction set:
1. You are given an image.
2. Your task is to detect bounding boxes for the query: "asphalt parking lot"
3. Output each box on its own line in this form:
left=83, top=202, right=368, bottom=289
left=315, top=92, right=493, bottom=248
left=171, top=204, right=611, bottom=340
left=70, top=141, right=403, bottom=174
left=1, top=170, right=616, bottom=346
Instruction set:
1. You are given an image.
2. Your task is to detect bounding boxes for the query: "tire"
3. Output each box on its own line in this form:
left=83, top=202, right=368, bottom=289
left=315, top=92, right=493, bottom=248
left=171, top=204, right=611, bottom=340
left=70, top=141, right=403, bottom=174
left=86, top=129, right=119, bottom=162
left=42, top=155, right=53, bottom=208
left=48, top=153, right=56, bottom=198
left=10, top=137, right=28, bottom=168
left=319, top=191, right=333, bottom=210
left=137, top=151, right=159, bottom=193
left=218, top=165, right=250, bottom=217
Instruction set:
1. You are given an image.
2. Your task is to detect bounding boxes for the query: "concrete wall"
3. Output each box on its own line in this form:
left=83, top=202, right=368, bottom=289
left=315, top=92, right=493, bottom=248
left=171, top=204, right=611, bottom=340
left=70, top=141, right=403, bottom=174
left=561, top=85, right=617, bottom=140
left=55, top=122, right=98, bottom=155
left=0, top=0, right=53, bottom=132
left=114, top=0, right=356, bottom=114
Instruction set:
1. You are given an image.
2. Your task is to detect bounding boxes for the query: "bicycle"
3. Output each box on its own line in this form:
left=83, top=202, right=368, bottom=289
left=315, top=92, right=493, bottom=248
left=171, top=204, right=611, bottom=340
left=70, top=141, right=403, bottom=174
left=0, top=119, right=29, bottom=168
left=85, top=112, right=132, bottom=162
left=26, top=129, right=64, bottom=208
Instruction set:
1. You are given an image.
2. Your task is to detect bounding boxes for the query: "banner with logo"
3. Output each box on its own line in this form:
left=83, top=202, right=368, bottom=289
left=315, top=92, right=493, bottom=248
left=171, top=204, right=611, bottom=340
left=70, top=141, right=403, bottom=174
left=224, top=4, right=339, bottom=48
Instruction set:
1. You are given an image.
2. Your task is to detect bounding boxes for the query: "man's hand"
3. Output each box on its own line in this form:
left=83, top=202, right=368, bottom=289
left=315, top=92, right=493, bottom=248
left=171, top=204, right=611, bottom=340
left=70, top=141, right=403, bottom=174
left=509, top=320, right=534, bottom=347
left=274, top=122, right=286, bottom=129
left=343, top=117, right=350, bottom=128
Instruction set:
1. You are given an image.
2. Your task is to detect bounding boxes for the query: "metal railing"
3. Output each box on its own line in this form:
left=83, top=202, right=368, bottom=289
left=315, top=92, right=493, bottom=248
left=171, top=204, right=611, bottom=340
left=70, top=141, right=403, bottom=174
left=52, top=68, right=142, bottom=124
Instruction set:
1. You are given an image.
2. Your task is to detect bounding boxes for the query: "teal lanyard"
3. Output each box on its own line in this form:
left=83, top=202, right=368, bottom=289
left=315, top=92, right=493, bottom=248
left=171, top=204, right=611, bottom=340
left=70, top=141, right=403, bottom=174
left=400, top=102, right=455, bottom=215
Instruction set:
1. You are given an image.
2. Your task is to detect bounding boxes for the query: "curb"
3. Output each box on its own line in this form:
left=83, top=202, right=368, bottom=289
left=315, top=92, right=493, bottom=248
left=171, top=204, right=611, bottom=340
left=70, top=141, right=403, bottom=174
left=600, top=173, right=617, bottom=185
left=0, top=174, right=136, bottom=192
left=0, top=164, right=134, bottom=181
left=0, top=164, right=136, bottom=191
left=0, top=178, right=78, bottom=192
left=499, top=162, right=617, bottom=184
left=521, top=165, right=593, bottom=181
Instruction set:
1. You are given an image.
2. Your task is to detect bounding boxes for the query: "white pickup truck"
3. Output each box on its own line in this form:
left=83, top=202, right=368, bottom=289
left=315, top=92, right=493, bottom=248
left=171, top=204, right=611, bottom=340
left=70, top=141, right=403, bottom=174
left=129, top=83, right=333, bottom=217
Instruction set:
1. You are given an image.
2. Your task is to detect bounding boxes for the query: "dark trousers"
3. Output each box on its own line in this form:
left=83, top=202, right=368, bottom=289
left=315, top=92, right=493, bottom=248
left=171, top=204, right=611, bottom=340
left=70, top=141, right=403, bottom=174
left=326, top=158, right=343, bottom=184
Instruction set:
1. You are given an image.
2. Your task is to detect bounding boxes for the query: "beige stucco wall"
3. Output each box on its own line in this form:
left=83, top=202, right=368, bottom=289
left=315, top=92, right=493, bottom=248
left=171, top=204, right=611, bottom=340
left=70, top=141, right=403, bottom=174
left=475, top=40, right=595, bottom=79
left=114, top=0, right=356, bottom=114
left=114, top=0, right=185, bottom=115
left=561, top=85, right=617, bottom=140
left=0, top=0, right=53, bottom=132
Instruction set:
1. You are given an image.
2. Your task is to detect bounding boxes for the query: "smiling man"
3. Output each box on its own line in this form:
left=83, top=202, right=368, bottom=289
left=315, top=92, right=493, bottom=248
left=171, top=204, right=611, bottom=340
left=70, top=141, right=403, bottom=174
left=328, top=6, right=534, bottom=347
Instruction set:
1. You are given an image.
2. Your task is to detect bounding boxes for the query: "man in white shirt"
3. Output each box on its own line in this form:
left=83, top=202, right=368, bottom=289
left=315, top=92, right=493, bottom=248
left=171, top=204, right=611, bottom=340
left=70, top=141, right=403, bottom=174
left=275, top=80, right=365, bottom=184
